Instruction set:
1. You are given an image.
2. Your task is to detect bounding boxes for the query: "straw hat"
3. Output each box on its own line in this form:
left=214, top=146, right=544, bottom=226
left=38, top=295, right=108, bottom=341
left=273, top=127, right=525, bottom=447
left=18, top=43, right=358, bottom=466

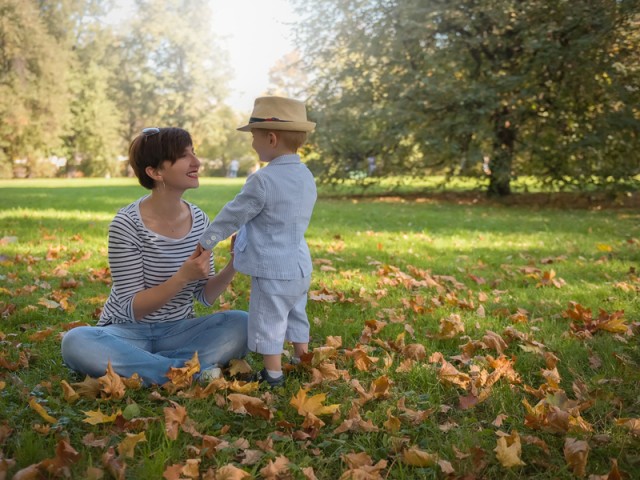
left=237, top=96, right=316, bottom=132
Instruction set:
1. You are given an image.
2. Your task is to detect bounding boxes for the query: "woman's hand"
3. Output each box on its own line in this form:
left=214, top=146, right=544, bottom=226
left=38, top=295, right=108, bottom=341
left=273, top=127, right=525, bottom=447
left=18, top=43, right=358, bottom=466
left=132, top=244, right=211, bottom=320
left=178, top=244, right=211, bottom=282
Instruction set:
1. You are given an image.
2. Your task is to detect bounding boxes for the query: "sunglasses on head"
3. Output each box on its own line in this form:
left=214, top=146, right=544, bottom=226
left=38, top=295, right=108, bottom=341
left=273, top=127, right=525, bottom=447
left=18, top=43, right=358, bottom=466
left=142, top=127, right=160, bottom=137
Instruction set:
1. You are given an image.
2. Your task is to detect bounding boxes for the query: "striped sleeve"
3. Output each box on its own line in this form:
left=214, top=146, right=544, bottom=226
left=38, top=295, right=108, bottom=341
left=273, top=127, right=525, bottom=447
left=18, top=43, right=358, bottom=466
left=103, top=211, right=144, bottom=322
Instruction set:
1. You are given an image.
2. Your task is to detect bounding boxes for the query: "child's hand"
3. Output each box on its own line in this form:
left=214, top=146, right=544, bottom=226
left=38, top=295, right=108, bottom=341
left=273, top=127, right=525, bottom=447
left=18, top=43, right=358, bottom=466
left=230, top=233, right=236, bottom=257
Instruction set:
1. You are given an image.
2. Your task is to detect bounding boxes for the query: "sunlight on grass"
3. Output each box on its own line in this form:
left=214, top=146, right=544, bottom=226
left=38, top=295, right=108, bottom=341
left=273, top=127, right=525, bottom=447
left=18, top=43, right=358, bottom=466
left=0, top=180, right=638, bottom=479
left=0, top=208, right=113, bottom=222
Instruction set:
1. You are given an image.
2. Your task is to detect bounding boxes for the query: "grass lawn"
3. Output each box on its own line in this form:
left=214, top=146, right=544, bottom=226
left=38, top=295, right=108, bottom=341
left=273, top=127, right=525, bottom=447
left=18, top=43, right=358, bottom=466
left=0, top=177, right=639, bottom=479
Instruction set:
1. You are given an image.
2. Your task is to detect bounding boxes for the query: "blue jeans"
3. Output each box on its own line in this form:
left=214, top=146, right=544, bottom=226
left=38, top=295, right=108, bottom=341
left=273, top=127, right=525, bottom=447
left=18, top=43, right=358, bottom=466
left=61, top=310, right=248, bottom=386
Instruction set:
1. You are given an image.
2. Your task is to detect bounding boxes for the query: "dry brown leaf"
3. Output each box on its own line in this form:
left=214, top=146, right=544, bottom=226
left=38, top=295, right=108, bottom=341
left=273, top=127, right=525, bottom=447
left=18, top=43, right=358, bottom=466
left=239, top=449, right=263, bottom=465
left=11, top=464, right=41, bottom=479
left=435, top=313, right=465, bottom=339
left=122, top=373, right=143, bottom=390
left=397, top=397, right=434, bottom=424
left=102, top=447, right=126, bottom=480
left=162, top=463, right=184, bottom=480
left=494, top=431, right=525, bottom=468
left=334, top=405, right=380, bottom=434
left=438, top=458, right=455, bottom=474
left=164, top=401, right=188, bottom=440
left=340, top=452, right=387, bottom=479
left=85, top=466, right=105, bottom=479
left=302, top=412, right=326, bottom=431
left=302, top=466, right=318, bottom=480
left=60, top=380, right=79, bottom=403
left=38, top=438, right=81, bottom=478
left=482, top=330, right=509, bottom=355
left=383, top=408, right=401, bottom=433
left=165, top=351, right=200, bottom=389
left=228, top=358, right=253, bottom=376
left=564, top=437, right=589, bottom=477
left=228, top=393, right=273, bottom=420
left=260, top=455, right=290, bottom=480
left=98, top=361, right=126, bottom=400
left=401, top=446, right=438, bottom=467
left=615, top=417, right=640, bottom=436
left=345, top=348, right=378, bottom=371
left=82, top=433, right=110, bottom=448
left=215, top=464, right=252, bottom=479
left=228, top=380, right=261, bottom=393
left=117, top=432, right=146, bottom=458
left=429, top=352, right=471, bottom=389
left=325, top=336, right=342, bottom=348
left=521, top=434, right=550, bottom=454
left=182, top=459, right=200, bottom=478
left=71, top=376, right=101, bottom=399
left=28, top=397, right=57, bottom=424
left=403, top=343, right=426, bottom=360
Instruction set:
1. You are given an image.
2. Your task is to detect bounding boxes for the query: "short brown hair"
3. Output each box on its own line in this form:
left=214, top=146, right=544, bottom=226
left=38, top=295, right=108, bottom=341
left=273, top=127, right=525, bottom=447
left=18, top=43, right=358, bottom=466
left=256, top=129, right=308, bottom=152
left=128, top=128, right=192, bottom=189
left=278, top=130, right=308, bottom=151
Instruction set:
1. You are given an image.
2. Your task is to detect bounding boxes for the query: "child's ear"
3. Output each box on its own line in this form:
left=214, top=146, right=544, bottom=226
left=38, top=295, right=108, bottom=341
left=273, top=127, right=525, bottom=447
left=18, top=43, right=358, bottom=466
left=268, top=132, right=277, bottom=146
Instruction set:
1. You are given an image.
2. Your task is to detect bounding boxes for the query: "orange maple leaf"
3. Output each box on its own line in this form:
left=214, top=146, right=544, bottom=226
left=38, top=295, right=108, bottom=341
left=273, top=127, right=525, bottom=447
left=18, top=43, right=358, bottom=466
left=401, top=445, right=438, bottom=467
left=228, top=393, right=273, bottom=420
left=165, top=351, right=200, bottom=389
left=290, top=388, right=341, bottom=416
left=260, top=456, right=290, bottom=480
left=83, top=408, right=122, bottom=425
left=494, top=431, right=525, bottom=468
left=164, top=401, right=188, bottom=440
left=98, top=361, right=126, bottom=400
left=215, top=464, right=252, bottom=479
left=117, top=432, right=146, bottom=458
left=429, top=352, right=471, bottom=389
left=60, top=380, right=79, bottom=403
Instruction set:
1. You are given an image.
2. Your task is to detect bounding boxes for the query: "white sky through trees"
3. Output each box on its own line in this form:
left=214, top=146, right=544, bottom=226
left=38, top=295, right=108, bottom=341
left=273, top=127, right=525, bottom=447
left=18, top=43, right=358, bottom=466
left=209, top=0, right=297, bottom=111
left=109, top=0, right=297, bottom=112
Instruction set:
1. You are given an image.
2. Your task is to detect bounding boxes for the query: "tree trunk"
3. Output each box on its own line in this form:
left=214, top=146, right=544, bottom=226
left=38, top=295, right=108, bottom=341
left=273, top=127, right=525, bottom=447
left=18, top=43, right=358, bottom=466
left=488, top=107, right=517, bottom=197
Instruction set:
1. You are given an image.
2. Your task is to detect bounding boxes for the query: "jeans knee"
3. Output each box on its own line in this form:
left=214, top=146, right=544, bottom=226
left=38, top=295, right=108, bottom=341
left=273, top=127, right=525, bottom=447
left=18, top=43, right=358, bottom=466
left=61, top=326, right=96, bottom=366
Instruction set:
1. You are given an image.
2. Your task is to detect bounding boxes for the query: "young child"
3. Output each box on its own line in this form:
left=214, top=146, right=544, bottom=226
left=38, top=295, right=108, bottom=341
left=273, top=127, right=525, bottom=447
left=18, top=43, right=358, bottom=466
left=199, top=96, right=317, bottom=387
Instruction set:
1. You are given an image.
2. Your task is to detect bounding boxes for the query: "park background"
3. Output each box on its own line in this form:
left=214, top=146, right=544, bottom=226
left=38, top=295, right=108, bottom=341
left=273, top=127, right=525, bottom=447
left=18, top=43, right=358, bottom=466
left=1, top=1, right=640, bottom=479
left=1, top=0, right=638, bottom=196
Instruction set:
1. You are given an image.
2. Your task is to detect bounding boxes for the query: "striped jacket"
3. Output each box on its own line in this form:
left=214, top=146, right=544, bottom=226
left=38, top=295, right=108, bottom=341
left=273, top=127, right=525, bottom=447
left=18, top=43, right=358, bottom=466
left=200, top=154, right=317, bottom=280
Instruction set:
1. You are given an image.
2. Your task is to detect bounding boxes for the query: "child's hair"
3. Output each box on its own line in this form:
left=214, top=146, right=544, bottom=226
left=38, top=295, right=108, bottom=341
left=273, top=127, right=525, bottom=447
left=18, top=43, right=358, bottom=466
left=128, top=127, right=193, bottom=189
left=257, top=129, right=308, bottom=152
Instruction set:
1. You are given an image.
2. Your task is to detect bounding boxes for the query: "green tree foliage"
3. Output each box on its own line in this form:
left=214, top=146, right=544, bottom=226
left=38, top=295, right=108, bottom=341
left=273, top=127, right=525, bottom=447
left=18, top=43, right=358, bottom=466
left=0, top=0, right=72, bottom=177
left=293, top=0, right=640, bottom=195
left=0, top=0, right=237, bottom=178
left=60, top=0, right=123, bottom=177
left=111, top=0, right=231, bottom=145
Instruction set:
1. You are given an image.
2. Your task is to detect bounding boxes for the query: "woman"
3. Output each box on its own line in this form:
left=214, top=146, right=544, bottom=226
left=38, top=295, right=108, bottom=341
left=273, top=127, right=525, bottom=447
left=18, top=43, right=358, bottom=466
left=61, top=127, right=248, bottom=386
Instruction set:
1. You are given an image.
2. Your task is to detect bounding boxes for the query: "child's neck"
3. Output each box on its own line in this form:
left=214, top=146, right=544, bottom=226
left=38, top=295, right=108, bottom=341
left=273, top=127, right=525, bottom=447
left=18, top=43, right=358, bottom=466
left=264, top=149, right=296, bottom=163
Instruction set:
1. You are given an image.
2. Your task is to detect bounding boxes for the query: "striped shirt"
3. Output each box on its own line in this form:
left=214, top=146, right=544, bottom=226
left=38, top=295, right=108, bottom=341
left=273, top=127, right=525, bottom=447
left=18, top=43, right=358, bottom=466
left=98, top=196, right=214, bottom=326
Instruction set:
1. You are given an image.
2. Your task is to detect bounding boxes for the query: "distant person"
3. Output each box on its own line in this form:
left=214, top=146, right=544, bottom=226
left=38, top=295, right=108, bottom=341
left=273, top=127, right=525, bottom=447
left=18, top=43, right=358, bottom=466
left=367, top=156, right=376, bottom=175
left=482, top=155, right=492, bottom=175
left=61, top=127, right=248, bottom=386
left=199, top=96, right=317, bottom=388
left=228, top=158, right=240, bottom=177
